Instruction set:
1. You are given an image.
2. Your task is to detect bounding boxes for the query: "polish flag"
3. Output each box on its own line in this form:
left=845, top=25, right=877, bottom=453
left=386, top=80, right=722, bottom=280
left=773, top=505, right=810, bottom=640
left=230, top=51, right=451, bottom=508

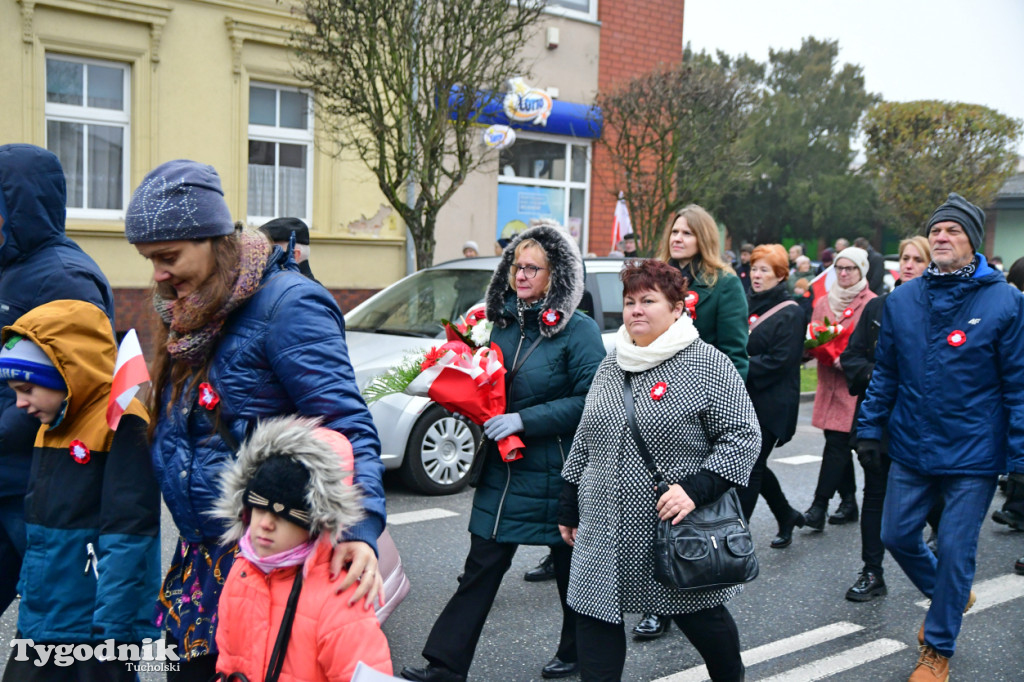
left=810, top=266, right=836, bottom=303
left=610, top=192, right=632, bottom=252
left=107, top=329, right=150, bottom=429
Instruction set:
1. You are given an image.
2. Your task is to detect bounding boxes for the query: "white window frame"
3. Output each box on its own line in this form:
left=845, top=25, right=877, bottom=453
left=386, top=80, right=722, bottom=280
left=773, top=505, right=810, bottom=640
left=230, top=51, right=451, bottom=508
left=496, top=131, right=592, bottom=249
left=543, top=0, right=597, bottom=23
left=246, top=82, right=314, bottom=226
left=44, top=54, right=131, bottom=220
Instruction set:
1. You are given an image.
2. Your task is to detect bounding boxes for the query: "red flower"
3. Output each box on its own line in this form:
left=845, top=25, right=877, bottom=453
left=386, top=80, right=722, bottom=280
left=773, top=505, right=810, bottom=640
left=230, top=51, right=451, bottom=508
left=420, top=346, right=446, bottom=371
left=842, top=307, right=854, bottom=319
left=947, top=330, right=966, bottom=347
left=69, top=439, right=91, bottom=465
left=542, top=309, right=561, bottom=326
left=684, top=291, right=699, bottom=320
left=748, top=314, right=759, bottom=326
left=650, top=382, right=668, bottom=401
left=465, top=305, right=487, bottom=326
left=197, top=382, right=220, bottom=410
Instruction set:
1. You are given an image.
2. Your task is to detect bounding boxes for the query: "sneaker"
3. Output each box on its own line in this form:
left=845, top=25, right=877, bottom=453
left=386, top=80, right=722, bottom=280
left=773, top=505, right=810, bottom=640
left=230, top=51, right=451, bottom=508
left=918, top=590, right=975, bottom=645
left=845, top=571, right=887, bottom=602
left=908, top=645, right=949, bottom=681
left=524, top=553, right=556, bottom=582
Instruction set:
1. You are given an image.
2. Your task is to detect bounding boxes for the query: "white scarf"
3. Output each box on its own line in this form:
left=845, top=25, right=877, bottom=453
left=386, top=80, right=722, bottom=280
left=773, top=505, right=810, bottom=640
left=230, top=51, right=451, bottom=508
left=826, top=277, right=867, bottom=318
left=615, top=313, right=700, bottom=372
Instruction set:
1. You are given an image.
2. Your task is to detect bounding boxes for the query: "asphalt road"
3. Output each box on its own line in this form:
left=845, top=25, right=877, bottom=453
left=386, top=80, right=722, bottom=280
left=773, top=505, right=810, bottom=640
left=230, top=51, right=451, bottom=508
left=1, top=401, right=1021, bottom=681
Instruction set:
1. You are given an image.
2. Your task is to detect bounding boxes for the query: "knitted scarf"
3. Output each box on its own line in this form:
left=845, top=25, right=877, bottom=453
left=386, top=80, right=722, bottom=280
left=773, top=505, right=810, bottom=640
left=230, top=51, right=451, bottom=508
left=826, top=277, right=868, bottom=318
left=154, top=230, right=271, bottom=366
left=238, top=531, right=316, bottom=575
left=616, top=312, right=700, bottom=372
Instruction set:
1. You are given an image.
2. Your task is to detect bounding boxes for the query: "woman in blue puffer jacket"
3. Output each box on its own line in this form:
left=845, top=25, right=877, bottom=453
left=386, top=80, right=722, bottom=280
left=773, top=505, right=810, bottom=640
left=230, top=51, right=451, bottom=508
left=124, top=160, right=385, bottom=681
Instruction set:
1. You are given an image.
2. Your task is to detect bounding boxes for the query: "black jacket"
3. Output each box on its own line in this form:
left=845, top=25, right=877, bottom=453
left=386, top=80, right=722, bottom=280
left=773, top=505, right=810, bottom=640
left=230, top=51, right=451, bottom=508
left=840, top=293, right=887, bottom=449
left=866, top=247, right=885, bottom=295
left=745, top=283, right=805, bottom=446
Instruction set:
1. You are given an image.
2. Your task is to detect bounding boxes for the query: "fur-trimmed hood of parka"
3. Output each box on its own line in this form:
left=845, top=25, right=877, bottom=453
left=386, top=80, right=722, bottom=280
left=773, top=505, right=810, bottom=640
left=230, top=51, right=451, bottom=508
left=213, top=416, right=364, bottom=545
left=485, top=220, right=585, bottom=338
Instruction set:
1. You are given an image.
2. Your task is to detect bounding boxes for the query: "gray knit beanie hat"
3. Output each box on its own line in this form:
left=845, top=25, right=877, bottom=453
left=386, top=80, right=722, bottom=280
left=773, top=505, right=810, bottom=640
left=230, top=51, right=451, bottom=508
left=124, top=160, right=235, bottom=244
left=925, top=192, right=985, bottom=250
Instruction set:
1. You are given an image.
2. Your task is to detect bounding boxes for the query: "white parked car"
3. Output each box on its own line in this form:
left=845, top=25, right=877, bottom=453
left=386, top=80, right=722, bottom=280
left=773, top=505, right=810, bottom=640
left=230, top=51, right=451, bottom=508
left=346, top=256, right=626, bottom=494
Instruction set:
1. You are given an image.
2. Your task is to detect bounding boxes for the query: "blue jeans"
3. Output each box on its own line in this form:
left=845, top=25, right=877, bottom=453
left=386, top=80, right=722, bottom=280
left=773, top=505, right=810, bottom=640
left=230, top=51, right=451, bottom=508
left=881, top=461, right=996, bottom=658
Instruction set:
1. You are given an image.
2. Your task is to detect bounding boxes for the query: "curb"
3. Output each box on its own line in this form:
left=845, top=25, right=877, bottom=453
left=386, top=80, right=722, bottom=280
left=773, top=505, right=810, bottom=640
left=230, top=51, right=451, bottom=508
left=799, top=391, right=815, bottom=403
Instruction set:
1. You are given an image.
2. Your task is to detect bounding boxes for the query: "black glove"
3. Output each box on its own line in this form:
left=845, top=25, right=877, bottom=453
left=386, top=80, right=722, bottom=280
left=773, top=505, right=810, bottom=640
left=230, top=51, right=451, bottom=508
left=856, top=439, right=883, bottom=474
left=1006, top=472, right=1024, bottom=502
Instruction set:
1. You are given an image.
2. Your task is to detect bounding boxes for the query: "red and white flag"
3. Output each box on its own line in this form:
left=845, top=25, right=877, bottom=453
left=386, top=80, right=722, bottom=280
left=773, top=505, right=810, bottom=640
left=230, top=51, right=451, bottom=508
left=809, top=266, right=836, bottom=303
left=107, top=329, right=150, bottom=429
left=611, top=192, right=632, bottom=251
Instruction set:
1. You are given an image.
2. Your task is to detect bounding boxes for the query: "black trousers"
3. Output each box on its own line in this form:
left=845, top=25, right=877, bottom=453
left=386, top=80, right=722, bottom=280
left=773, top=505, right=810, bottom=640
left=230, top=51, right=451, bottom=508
left=3, top=635, right=138, bottom=682
left=423, top=534, right=575, bottom=676
left=738, top=429, right=795, bottom=524
left=575, top=607, right=743, bottom=682
left=813, top=429, right=856, bottom=505
left=165, top=634, right=217, bottom=682
left=860, top=453, right=943, bottom=576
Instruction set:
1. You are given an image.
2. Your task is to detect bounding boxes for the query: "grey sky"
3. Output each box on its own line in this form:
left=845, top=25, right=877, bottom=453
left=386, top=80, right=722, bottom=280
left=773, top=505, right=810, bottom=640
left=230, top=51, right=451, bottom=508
left=683, top=0, right=1024, bottom=153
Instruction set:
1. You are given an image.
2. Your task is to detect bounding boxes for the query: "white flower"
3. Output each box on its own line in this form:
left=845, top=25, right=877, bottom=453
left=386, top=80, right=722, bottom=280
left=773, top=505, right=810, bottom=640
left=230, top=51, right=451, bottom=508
left=470, top=320, right=492, bottom=346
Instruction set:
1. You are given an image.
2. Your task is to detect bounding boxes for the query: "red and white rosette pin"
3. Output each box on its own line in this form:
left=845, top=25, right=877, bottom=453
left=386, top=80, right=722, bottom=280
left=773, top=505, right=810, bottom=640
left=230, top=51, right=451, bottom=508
left=748, top=314, right=759, bottom=327
left=69, top=439, right=91, bottom=465
left=947, top=330, right=966, bottom=347
left=842, top=307, right=854, bottom=319
left=198, top=382, right=220, bottom=410
left=684, top=291, right=699, bottom=320
left=541, top=309, right=561, bottom=326
left=650, top=382, right=668, bottom=401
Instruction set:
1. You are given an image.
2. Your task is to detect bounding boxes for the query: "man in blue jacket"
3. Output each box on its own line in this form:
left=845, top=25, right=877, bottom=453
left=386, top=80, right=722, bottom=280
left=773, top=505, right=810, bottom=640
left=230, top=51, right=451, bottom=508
left=0, top=144, right=115, bottom=615
left=857, top=192, right=1024, bottom=682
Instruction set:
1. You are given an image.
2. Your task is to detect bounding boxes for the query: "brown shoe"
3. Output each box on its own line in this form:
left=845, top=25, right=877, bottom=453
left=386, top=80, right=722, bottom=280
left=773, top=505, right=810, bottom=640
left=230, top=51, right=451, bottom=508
left=918, top=589, right=976, bottom=645
left=908, top=645, right=949, bottom=681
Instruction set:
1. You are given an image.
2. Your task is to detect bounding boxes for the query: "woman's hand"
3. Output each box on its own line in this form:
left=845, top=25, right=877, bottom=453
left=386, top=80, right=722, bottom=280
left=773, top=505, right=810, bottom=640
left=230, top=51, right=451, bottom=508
left=558, top=524, right=577, bottom=547
left=656, top=484, right=696, bottom=525
left=330, top=540, right=385, bottom=609
left=484, top=413, right=523, bottom=441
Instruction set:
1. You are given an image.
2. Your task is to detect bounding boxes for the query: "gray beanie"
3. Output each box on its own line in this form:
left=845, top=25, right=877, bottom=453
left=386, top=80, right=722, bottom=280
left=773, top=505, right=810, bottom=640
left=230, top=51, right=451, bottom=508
left=124, top=160, right=235, bottom=244
left=925, top=192, right=985, bottom=250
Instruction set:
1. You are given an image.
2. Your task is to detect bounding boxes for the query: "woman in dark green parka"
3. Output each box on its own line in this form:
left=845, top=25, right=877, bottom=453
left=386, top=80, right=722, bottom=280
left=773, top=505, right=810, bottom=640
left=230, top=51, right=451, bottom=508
left=401, top=221, right=606, bottom=682
left=632, top=202, right=751, bottom=640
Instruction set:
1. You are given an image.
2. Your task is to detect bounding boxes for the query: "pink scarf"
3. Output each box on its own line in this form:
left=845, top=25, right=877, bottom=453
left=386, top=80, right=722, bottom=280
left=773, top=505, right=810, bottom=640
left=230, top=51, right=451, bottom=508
left=238, top=532, right=316, bottom=575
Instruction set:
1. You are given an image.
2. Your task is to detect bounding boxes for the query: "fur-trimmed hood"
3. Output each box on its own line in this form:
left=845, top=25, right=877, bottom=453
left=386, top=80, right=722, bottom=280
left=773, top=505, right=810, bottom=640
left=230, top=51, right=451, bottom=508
left=213, top=416, right=364, bottom=545
left=485, top=220, right=584, bottom=338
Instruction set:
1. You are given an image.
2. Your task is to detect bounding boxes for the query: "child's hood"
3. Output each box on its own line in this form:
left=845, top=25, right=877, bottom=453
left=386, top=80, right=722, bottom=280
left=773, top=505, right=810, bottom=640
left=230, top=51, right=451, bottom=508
left=2, top=300, right=123, bottom=447
left=213, top=416, right=364, bottom=545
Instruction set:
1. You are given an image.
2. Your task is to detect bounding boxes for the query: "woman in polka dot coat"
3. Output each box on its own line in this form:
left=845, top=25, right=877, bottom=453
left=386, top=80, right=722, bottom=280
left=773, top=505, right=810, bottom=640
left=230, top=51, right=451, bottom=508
left=559, top=260, right=760, bottom=682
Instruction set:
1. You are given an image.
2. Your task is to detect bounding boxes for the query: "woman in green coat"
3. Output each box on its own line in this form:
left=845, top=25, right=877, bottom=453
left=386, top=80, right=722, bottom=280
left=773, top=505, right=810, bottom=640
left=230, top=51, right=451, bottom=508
left=401, top=221, right=606, bottom=682
left=631, top=203, right=750, bottom=640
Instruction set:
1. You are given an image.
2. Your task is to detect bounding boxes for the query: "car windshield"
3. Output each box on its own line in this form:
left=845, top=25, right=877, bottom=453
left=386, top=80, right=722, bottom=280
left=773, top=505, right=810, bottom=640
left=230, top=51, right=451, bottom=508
left=347, top=268, right=494, bottom=338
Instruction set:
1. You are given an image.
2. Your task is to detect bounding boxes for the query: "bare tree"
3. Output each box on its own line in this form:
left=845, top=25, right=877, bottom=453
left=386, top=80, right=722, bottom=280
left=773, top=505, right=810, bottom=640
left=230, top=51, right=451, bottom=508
left=291, top=0, right=545, bottom=268
left=596, top=57, right=755, bottom=255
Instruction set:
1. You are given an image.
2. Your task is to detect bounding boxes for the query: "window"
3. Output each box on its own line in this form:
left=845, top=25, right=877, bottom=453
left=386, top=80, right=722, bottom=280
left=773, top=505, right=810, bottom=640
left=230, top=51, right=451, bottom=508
left=247, top=83, right=313, bottom=224
left=45, top=55, right=130, bottom=218
left=546, top=0, right=596, bottom=21
left=497, top=135, right=591, bottom=248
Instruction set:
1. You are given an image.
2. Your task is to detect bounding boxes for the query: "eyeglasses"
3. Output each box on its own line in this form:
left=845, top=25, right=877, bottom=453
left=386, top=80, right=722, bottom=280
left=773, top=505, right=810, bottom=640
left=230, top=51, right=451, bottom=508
left=511, top=264, right=547, bottom=279
left=834, top=265, right=859, bottom=274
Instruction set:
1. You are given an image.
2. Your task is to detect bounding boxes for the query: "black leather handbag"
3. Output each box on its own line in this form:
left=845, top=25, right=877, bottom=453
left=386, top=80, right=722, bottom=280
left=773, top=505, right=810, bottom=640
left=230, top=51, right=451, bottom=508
left=622, top=373, right=758, bottom=591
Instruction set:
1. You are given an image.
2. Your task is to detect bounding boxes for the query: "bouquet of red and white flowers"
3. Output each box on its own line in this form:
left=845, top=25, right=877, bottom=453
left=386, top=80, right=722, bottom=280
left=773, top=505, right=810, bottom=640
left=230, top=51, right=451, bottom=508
left=362, top=306, right=524, bottom=461
left=804, top=313, right=852, bottom=365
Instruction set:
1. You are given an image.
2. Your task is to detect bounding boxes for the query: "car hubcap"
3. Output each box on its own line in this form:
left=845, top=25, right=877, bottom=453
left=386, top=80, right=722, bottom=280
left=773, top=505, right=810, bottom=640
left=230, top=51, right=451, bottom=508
left=421, top=417, right=475, bottom=485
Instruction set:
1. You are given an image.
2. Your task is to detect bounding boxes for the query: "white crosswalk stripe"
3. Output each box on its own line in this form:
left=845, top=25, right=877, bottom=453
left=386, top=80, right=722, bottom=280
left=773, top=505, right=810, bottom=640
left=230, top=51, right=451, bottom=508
left=774, top=454, right=822, bottom=465
left=915, top=573, right=1024, bottom=613
left=758, top=639, right=907, bottom=682
left=387, top=508, right=459, bottom=525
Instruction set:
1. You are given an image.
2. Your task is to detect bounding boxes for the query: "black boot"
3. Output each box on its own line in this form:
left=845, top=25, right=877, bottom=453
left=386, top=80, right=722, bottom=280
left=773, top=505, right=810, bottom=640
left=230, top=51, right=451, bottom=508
left=541, top=656, right=580, bottom=679
left=829, top=495, right=859, bottom=525
left=845, top=570, right=887, bottom=602
left=803, top=502, right=827, bottom=531
left=524, top=553, right=556, bottom=582
left=400, top=664, right=466, bottom=682
left=632, top=613, right=671, bottom=639
left=771, top=507, right=806, bottom=549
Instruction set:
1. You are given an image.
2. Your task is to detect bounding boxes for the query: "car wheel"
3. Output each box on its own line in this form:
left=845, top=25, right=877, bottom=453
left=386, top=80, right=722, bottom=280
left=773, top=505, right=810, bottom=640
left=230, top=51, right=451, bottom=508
left=400, top=405, right=480, bottom=495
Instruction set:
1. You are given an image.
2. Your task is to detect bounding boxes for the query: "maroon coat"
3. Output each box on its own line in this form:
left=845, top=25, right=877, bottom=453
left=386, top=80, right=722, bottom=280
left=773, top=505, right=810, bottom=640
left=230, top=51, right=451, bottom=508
left=811, top=288, right=875, bottom=432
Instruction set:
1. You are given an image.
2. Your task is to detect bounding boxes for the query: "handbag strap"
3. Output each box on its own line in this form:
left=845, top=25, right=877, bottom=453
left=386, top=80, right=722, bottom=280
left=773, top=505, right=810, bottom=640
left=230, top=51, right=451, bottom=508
left=622, top=372, right=669, bottom=496
left=503, top=333, right=544, bottom=410
left=265, top=569, right=304, bottom=682
left=748, top=299, right=797, bottom=332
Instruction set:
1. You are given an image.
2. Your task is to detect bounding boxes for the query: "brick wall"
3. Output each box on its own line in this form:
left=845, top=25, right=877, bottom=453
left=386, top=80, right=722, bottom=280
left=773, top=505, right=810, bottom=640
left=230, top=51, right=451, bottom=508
left=113, top=287, right=380, bottom=357
left=591, top=0, right=684, bottom=255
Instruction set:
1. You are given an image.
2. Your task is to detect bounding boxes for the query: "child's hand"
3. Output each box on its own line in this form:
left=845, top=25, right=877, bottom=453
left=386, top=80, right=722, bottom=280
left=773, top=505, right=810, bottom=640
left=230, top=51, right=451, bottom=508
left=330, top=540, right=386, bottom=609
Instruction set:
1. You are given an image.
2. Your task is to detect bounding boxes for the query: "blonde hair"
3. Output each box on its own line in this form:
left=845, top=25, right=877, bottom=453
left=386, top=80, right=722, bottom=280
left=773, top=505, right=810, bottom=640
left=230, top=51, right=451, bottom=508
left=899, top=235, right=931, bottom=263
left=656, top=204, right=734, bottom=287
left=506, top=239, right=551, bottom=297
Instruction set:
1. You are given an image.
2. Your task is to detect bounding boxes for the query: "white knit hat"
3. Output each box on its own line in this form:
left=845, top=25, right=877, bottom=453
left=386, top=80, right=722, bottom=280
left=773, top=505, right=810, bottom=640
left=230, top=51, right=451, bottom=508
left=834, top=246, right=869, bottom=279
